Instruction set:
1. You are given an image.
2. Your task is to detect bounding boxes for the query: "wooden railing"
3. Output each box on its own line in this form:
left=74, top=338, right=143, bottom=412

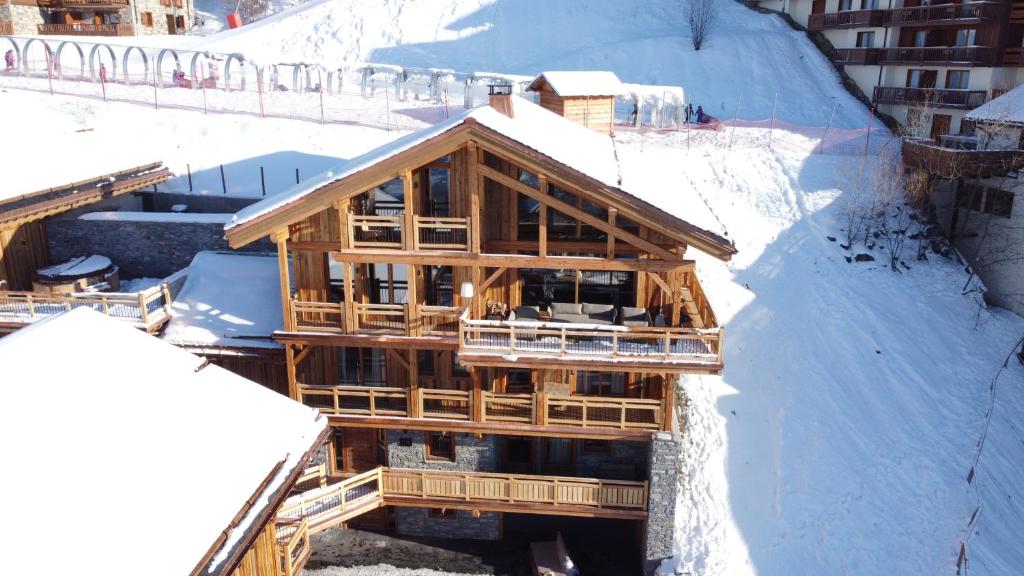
left=413, top=216, right=471, bottom=251
left=901, top=139, right=1024, bottom=178
left=288, top=298, right=463, bottom=336
left=682, top=270, right=717, bottom=329
left=0, top=285, right=170, bottom=332
left=36, top=23, right=135, bottom=36
left=346, top=214, right=472, bottom=251
left=832, top=48, right=879, bottom=66
left=274, top=517, right=311, bottom=576
left=300, top=384, right=668, bottom=431
left=382, top=468, right=648, bottom=512
left=808, top=9, right=883, bottom=30
left=38, top=0, right=130, bottom=7
left=459, top=315, right=723, bottom=368
left=885, top=1, right=999, bottom=25
left=276, top=467, right=385, bottom=533
left=878, top=46, right=993, bottom=66
left=872, top=86, right=987, bottom=110
left=1005, top=47, right=1024, bottom=67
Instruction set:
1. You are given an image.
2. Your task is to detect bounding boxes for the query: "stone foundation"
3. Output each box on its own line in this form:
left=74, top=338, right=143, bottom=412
left=396, top=508, right=501, bottom=541
left=642, top=431, right=681, bottom=575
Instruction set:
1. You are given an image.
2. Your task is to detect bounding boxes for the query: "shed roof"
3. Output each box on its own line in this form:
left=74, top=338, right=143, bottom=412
left=527, top=71, right=625, bottom=97
left=0, top=308, right=325, bottom=576
left=965, top=83, right=1024, bottom=126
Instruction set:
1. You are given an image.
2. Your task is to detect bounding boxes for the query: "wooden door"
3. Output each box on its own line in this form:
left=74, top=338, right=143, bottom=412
left=812, top=0, right=826, bottom=13
left=166, top=14, right=177, bottom=34
left=930, top=114, right=951, bottom=141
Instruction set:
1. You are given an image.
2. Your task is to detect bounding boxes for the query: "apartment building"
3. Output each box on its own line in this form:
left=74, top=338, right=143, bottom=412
left=0, top=0, right=193, bottom=37
left=758, top=0, right=1024, bottom=138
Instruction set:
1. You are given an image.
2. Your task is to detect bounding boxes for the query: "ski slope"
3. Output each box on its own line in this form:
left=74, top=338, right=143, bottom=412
left=193, top=0, right=867, bottom=127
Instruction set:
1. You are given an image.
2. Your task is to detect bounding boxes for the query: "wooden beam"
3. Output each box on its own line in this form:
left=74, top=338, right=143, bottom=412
left=646, top=271, right=673, bottom=298
left=273, top=229, right=295, bottom=332
left=458, top=354, right=722, bottom=375
left=326, top=414, right=656, bottom=442
left=293, top=343, right=314, bottom=366
left=538, top=175, right=548, bottom=257
left=382, top=496, right=647, bottom=520
left=343, top=262, right=356, bottom=333
left=327, top=248, right=694, bottom=273
left=401, top=168, right=415, bottom=250
left=336, top=199, right=351, bottom=250
left=477, top=163, right=681, bottom=262
left=284, top=343, right=298, bottom=401
left=607, top=207, right=617, bottom=259
left=467, top=142, right=482, bottom=253
left=479, top=266, right=508, bottom=293
left=274, top=331, right=460, bottom=351
left=386, top=348, right=411, bottom=372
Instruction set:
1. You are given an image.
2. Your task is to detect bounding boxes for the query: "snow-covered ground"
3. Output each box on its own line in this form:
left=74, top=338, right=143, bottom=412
left=2, top=1, right=1023, bottom=574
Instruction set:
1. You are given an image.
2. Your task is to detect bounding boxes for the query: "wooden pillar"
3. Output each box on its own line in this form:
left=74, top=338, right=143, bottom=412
left=285, top=343, right=298, bottom=401
left=409, top=350, right=421, bottom=418
left=273, top=229, right=294, bottom=332
left=402, top=168, right=415, bottom=250
left=407, top=263, right=421, bottom=336
left=467, top=142, right=482, bottom=253
left=343, top=262, right=356, bottom=333
left=607, top=207, right=617, bottom=259
left=662, top=373, right=676, bottom=432
left=337, top=199, right=351, bottom=249
left=538, top=175, right=548, bottom=257
left=471, top=367, right=483, bottom=422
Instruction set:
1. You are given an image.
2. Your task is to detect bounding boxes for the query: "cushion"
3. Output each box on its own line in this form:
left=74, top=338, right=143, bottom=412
left=581, top=303, right=614, bottom=315
left=513, top=305, right=541, bottom=321
left=620, top=306, right=651, bottom=326
left=549, top=302, right=583, bottom=316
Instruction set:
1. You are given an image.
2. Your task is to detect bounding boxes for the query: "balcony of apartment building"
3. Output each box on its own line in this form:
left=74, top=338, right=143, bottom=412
left=808, top=0, right=1000, bottom=31
left=833, top=20, right=996, bottom=66
left=873, top=68, right=987, bottom=109
left=902, top=131, right=1024, bottom=177
left=295, top=352, right=676, bottom=439
left=35, top=3, right=134, bottom=36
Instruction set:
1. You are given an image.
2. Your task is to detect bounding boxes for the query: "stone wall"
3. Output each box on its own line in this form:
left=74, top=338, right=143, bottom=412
left=395, top=508, right=501, bottom=541
left=642, top=431, right=681, bottom=575
left=5, top=5, right=46, bottom=35
left=132, top=0, right=193, bottom=35
left=575, top=440, right=649, bottom=481
left=387, top=430, right=501, bottom=541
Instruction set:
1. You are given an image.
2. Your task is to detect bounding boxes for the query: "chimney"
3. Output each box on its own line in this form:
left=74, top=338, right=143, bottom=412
left=488, top=84, right=514, bottom=118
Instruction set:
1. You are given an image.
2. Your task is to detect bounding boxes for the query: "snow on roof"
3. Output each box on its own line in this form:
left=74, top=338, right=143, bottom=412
left=37, top=255, right=112, bottom=278
left=965, top=83, right=1024, bottom=125
left=0, top=308, right=325, bottom=576
left=80, top=211, right=235, bottom=224
left=228, top=96, right=732, bottom=254
left=530, top=71, right=625, bottom=97
left=163, top=251, right=284, bottom=350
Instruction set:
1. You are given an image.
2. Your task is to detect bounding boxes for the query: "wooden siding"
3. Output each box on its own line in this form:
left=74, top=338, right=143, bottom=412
left=0, top=222, right=48, bottom=291
left=227, top=521, right=279, bottom=576
left=209, top=354, right=289, bottom=397
left=562, top=96, right=615, bottom=135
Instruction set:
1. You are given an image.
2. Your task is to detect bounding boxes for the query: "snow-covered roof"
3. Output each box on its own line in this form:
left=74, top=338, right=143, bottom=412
left=163, top=251, right=284, bottom=350
left=0, top=308, right=325, bottom=576
left=227, top=96, right=735, bottom=258
left=529, top=71, right=625, bottom=97
left=965, top=83, right=1024, bottom=126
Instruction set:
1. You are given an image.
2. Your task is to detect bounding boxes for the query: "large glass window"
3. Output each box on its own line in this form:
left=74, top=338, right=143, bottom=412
left=428, top=168, right=450, bottom=216
left=520, top=268, right=635, bottom=307
left=578, top=371, right=626, bottom=396
left=856, top=31, right=875, bottom=48
left=946, top=70, right=970, bottom=90
left=337, top=348, right=387, bottom=386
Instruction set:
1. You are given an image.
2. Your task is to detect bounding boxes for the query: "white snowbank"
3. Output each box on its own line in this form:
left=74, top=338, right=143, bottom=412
left=0, top=308, right=325, bottom=576
left=37, top=255, right=112, bottom=277
left=163, top=251, right=285, bottom=350
left=965, top=83, right=1024, bottom=126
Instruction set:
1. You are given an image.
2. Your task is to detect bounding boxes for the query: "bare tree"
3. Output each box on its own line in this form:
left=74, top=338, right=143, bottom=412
left=689, top=0, right=718, bottom=51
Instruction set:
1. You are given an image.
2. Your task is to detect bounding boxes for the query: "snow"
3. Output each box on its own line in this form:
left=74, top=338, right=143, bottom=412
left=163, top=251, right=285, bottom=350
left=80, top=211, right=234, bottom=224
left=964, top=83, right=1024, bottom=126
left=0, top=308, right=325, bottom=576
left=37, top=255, right=112, bottom=278
left=306, top=567, right=486, bottom=576
left=120, top=277, right=163, bottom=293
left=530, top=71, right=625, bottom=97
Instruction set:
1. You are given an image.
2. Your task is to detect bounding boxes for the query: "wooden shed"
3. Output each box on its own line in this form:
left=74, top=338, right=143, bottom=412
left=527, top=71, right=624, bottom=135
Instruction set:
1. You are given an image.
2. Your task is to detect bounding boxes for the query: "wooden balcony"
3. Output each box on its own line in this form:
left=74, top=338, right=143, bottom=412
left=1004, top=48, right=1024, bottom=67
left=833, top=48, right=880, bottom=65
left=458, top=315, right=723, bottom=373
left=347, top=215, right=472, bottom=251
left=878, top=46, right=994, bottom=66
left=872, top=86, right=987, bottom=110
left=37, top=0, right=129, bottom=9
left=299, top=384, right=670, bottom=433
left=276, top=466, right=648, bottom=530
left=289, top=298, right=463, bottom=338
left=808, top=9, right=883, bottom=30
left=901, top=138, right=1024, bottom=178
left=0, top=285, right=171, bottom=333
left=884, top=1, right=999, bottom=26
left=36, top=23, right=135, bottom=36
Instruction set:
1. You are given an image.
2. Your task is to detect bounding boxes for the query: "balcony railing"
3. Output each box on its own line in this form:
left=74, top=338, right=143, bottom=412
left=0, top=21, right=13, bottom=36
left=872, top=86, right=987, bottom=110
left=901, top=138, right=1024, bottom=178
left=36, top=23, right=135, bottom=36
left=885, top=1, right=999, bottom=25
left=288, top=298, right=463, bottom=337
left=878, top=46, right=993, bottom=66
left=833, top=48, right=880, bottom=65
left=274, top=517, right=311, bottom=576
left=458, top=315, right=724, bottom=368
left=808, top=9, right=883, bottom=30
left=1005, top=48, right=1024, bottom=67
left=37, top=0, right=129, bottom=7
left=0, top=285, right=170, bottom=332
left=347, top=214, right=472, bottom=251
left=300, top=384, right=670, bottom=431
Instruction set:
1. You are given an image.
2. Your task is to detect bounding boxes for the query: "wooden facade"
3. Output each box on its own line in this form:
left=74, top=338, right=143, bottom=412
left=528, top=74, right=618, bottom=135
left=224, top=96, right=734, bottom=528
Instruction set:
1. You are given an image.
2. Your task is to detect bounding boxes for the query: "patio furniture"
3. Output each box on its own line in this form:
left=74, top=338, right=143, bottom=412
left=509, top=305, right=541, bottom=322
left=548, top=302, right=617, bottom=325
left=619, top=306, right=652, bottom=327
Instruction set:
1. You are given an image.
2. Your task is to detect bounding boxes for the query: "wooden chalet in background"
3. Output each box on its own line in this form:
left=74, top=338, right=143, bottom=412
left=223, top=82, right=735, bottom=573
left=527, top=71, right=625, bottom=135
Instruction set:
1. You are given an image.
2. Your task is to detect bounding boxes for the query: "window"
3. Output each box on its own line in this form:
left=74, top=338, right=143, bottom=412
left=578, top=371, right=626, bottom=396
left=856, top=31, right=875, bottom=48
left=417, top=350, right=435, bottom=376
left=955, top=29, right=976, bottom=47
left=582, top=439, right=611, bottom=454
left=175, top=15, right=185, bottom=28
left=173, top=0, right=183, bottom=7
left=946, top=70, right=970, bottom=90
left=838, top=0, right=852, bottom=10
left=428, top=168, right=450, bottom=216
left=984, top=188, right=1015, bottom=218
left=906, top=69, right=936, bottom=89
left=428, top=508, right=457, bottom=519
left=425, top=432, right=455, bottom=461
left=860, top=0, right=878, bottom=8
left=337, top=348, right=386, bottom=386
left=331, top=429, right=347, bottom=473
left=912, top=30, right=927, bottom=48
left=159, top=0, right=170, bottom=6
left=140, top=11, right=153, bottom=27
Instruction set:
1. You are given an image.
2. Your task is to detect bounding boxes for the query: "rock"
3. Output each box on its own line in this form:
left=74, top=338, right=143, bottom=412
left=854, top=253, right=875, bottom=262
left=827, top=236, right=836, bottom=242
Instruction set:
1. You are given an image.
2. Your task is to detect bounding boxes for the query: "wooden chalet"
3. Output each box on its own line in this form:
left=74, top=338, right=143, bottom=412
left=222, top=89, right=734, bottom=572
left=527, top=71, right=625, bottom=135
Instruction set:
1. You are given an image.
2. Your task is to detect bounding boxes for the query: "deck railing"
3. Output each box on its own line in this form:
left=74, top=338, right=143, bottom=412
left=288, top=298, right=463, bottom=336
left=382, top=469, right=648, bottom=512
left=346, top=214, right=472, bottom=251
left=274, top=517, right=311, bottom=576
left=878, top=46, right=993, bottom=66
left=901, top=139, right=1024, bottom=178
left=299, top=384, right=668, bottom=431
left=872, top=86, right=987, bottom=110
left=277, top=467, right=384, bottom=533
left=0, top=285, right=170, bottom=331
left=36, top=23, right=135, bottom=36
left=808, top=9, right=883, bottom=29
left=885, top=1, right=999, bottom=25
left=459, top=314, right=723, bottom=367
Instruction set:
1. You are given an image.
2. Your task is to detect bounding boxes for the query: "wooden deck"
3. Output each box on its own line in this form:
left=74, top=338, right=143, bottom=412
left=290, top=299, right=463, bottom=337
left=0, top=284, right=172, bottom=333
left=348, top=215, right=472, bottom=251
left=299, top=384, right=669, bottom=432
